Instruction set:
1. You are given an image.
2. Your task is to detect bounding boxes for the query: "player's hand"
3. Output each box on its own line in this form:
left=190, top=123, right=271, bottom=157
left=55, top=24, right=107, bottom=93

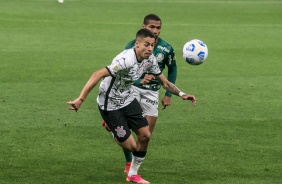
left=181, top=94, right=196, bottom=106
left=102, top=120, right=111, bottom=132
left=67, top=98, right=84, bottom=112
left=161, top=96, right=172, bottom=110
left=140, top=74, right=155, bottom=85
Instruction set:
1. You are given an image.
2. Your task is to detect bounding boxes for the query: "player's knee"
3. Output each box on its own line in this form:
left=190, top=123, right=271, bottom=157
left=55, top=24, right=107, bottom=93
left=118, top=142, right=136, bottom=152
left=117, top=135, right=137, bottom=152
left=138, top=131, right=151, bottom=143
left=125, top=144, right=137, bottom=152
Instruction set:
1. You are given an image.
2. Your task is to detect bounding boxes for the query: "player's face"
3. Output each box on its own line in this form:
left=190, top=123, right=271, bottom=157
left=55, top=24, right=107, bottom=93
left=135, top=37, right=155, bottom=61
left=142, top=20, right=162, bottom=38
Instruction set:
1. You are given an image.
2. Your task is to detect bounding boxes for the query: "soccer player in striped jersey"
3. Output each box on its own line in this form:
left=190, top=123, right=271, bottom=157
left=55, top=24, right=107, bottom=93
left=68, top=28, right=195, bottom=184
left=109, top=14, right=179, bottom=176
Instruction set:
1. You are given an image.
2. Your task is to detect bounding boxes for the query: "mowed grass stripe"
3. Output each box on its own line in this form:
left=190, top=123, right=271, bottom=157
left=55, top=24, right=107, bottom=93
left=1, top=17, right=282, bottom=27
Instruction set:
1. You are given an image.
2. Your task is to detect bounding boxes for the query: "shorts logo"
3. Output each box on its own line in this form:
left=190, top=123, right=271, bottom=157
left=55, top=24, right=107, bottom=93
left=115, top=126, right=126, bottom=138
left=146, top=99, right=158, bottom=105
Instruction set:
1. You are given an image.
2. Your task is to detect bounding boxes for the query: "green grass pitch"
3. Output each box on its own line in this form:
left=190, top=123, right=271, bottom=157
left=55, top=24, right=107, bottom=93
left=1, top=0, right=281, bottom=183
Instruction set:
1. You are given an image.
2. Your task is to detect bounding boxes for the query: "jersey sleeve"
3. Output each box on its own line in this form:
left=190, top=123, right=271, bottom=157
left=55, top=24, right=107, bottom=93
left=148, top=56, right=162, bottom=76
left=107, top=52, right=134, bottom=77
left=165, top=47, right=177, bottom=97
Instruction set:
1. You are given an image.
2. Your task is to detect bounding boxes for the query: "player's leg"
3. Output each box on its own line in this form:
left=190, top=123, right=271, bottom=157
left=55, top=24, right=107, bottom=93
left=122, top=86, right=142, bottom=172
left=146, top=116, right=157, bottom=133
left=98, top=107, right=137, bottom=151
left=115, top=134, right=137, bottom=151
left=125, top=99, right=151, bottom=184
left=124, top=88, right=159, bottom=175
left=125, top=127, right=150, bottom=183
left=101, top=119, right=133, bottom=172
left=140, top=89, right=159, bottom=134
left=122, top=116, right=157, bottom=172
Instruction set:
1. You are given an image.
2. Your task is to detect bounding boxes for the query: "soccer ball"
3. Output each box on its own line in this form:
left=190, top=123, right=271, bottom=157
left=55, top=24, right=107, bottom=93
left=182, top=39, right=208, bottom=65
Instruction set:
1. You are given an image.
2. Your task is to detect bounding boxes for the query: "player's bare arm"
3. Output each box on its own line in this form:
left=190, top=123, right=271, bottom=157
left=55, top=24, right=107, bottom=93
left=157, top=74, right=196, bottom=106
left=67, top=68, right=110, bottom=111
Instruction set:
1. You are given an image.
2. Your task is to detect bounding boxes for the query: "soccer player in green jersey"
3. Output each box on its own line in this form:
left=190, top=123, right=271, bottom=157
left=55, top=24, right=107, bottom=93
left=126, top=14, right=177, bottom=112
left=124, top=13, right=177, bottom=174
left=102, top=14, right=178, bottom=175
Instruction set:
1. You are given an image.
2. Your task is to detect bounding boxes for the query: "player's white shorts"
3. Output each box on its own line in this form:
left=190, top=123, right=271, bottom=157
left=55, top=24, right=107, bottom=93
left=132, top=85, right=159, bottom=117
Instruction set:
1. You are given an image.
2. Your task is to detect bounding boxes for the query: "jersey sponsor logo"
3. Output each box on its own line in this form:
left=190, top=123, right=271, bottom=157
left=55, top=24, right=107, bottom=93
left=143, top=84, right=150, bottom=89
left=115, top=126, right=126, bottom=138
left=157, top=45, right=169, bottom=53
left=142, top=83, right=160, bottom=90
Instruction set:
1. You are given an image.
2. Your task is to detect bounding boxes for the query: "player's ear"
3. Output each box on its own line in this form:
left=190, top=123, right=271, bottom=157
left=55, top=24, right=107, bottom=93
left=142, top=24, right=145, bottom=28
left=135, top=41, right=139, bottom=48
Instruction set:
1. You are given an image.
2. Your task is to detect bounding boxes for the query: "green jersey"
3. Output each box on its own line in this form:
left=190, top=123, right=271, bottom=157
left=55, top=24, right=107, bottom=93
left=125, top=37, right=177, bottom=97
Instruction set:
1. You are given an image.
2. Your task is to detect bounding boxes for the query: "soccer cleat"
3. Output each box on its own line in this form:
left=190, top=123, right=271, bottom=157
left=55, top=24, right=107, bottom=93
left=126, top=174, right=150, bottom=184
left=124, top=162, right=131, bottom=173
left=101, top=120, right=111, bottom=132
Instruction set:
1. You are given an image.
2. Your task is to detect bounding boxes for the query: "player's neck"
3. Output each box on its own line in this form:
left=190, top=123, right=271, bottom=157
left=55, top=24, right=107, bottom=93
left=134, top=48, right=143, bottom=63
left=155, top=37, right=159, bottom=46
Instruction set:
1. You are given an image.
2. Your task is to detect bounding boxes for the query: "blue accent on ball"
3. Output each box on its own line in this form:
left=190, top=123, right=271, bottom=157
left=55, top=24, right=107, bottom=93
left=185, top=57, right=194, bottom=64
left=187, top=44, right=195, bottom=52
left=198, top=41, right=206, bottom=47
left=197, top=51, right=205, bottom=61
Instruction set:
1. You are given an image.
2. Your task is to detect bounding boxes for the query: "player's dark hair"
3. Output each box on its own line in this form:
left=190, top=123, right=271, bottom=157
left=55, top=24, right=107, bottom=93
left=143, top=14, right=162, bottom=25
left=136, top=28, right=155, bottom=40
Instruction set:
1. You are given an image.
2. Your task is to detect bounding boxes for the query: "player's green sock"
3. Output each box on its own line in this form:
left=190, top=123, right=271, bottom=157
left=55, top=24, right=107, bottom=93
left=123, top=148, right=132, bottom=163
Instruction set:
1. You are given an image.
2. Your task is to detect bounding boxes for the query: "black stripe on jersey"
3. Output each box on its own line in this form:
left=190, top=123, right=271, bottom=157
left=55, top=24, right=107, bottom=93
left=105, top=67, right=114, bottom=77
left=104, top=76, right=116, bottom=111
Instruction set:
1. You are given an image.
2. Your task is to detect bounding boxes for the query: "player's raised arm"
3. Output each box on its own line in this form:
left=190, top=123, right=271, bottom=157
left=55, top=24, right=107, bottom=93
left=67, top=68, right=110, bottom=111
left=156, top=74, right=196, bottom=106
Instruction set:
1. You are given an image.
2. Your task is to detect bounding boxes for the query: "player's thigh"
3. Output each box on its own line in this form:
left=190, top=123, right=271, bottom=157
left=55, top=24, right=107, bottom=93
left=146, top=116, right=158, bottom=133
left=140, top=89, right=159, bottom=117
left=98, top=107, right=131, bottom=143
left=124, top=99, right=149, bottom=131
left=117, top=134, right=137, bottom=151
